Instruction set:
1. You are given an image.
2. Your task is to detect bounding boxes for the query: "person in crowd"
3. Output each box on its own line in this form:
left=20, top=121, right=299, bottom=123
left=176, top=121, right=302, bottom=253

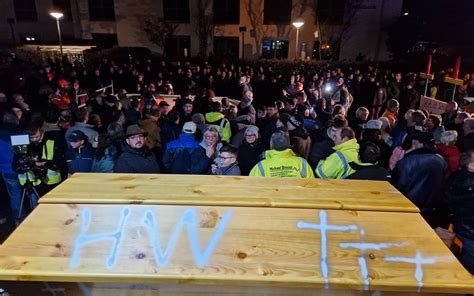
left=178, top=98, right=194, bottom=126
left=205, top=101, right=232, bottom=143
left=382, top=99, right=400, bottom=128
left=425, top=114, right=445, bottom=142
left=163, top=122, right=210, bottom=174
left=398, top=80, right=419, bottom=117
left=65, top=130, right=95, bottom=174
left=331, top=77, right=351, bottom=111
left=378, top=117, right=393, bottom=147
left=160, top=110, right=181, bottom=149
left=0, top=112, right=23, bottom=222
left=138, top=105, right=162, bottom=157
left=308, top=116, right=348, bottom=168
left=287, top=115, right=311, bottom=159
left=372, top=79, right=388, bottom=119
left=444, top=150, right=474, bottom=274
left=388, top=72, right=403, bottom=100
left=238, top=91, right=256, bottom=124
left=316, top=127, right=360, bottom=179
left=346, top=141, right=390, bottom=181
left=436, top=130, right=460, bottom=175
left=463, top=118, right=474, bottom=152
left=238, top=125, right=265, bottom=176
left=212, top=145, right=241, bottom=176
left=257, top=101, right=280, bottom=148
left=12, top=123, right=65, bottom=202
left=113, top=125, right=160, bottom=173
left=65, top=108, right=98, bottom=146
left=200, top=126, right=223, bottom=168
left=441, top=101, right=458, bottom=130
left=361, top=119, right=391, bottom=168
left=192, top=113, right=207, bottom=136
left=392, top=131, right=446, bottom=226
left=349, top=107, right=369, bottom=140
left=250, top=130, right=313, bottom=178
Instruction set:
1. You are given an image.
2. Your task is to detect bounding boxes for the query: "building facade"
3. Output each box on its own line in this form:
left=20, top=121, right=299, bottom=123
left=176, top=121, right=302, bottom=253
left=0, top=0, right=402, bottom=61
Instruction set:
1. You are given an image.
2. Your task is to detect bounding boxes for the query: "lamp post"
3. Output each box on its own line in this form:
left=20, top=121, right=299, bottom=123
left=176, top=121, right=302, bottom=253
left=49, top=11, right=64, bottom=60
left=292, top=21, right=304, bottom=60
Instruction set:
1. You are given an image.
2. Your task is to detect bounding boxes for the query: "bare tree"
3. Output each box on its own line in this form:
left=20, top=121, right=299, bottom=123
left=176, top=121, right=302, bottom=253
left=245, top=0, right=267, bottom=58
left=194, top=0, right=214, bottom=57
left=143, top=17, right=179, bottom=53
left=307, top=0, right=363, bottom=60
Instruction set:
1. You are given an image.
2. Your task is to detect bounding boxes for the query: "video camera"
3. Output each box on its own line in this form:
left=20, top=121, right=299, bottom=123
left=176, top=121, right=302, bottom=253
left=10, top=134, right=47, bottom=180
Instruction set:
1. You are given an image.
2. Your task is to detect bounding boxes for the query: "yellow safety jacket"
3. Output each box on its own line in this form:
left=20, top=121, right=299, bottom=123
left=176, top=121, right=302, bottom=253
left=18, top=140, right=62, bottom=186
left=316, top=138, right=360, bottom=179
left=249, top=149, right=314, bottom=178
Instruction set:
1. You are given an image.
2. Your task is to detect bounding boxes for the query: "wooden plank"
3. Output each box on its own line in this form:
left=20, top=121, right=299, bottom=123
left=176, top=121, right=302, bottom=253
left=40, top=173, right=418, bottom=213
left=443, top=77, right=464, bottom=86
left=419, top=73, right=434, bottom=80
left=0, top=204, right=471, bottom=293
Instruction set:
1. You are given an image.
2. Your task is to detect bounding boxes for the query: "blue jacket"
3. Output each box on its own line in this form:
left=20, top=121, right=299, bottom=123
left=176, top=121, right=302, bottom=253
left=0, top=124, right=21, bottom=174
left=163, top=133, right=210, bottom=174
left=65, top=143, right=95, bottom=174
left=392, top=148, right=446, bottom=210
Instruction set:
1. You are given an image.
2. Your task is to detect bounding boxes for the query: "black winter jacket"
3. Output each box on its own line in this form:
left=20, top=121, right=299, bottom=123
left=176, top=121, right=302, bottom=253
left=113, top=143, right=160, bottom=173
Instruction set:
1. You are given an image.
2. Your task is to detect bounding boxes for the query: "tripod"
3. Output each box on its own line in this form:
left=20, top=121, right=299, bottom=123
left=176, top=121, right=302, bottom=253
left=18, top=177, right=40, bottom=221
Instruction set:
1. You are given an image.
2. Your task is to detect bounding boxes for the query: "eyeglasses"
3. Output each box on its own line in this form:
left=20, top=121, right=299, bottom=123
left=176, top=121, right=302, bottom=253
left=128, top=134, right=145, bottom=140
left=220, top=156, right=235, bottom=160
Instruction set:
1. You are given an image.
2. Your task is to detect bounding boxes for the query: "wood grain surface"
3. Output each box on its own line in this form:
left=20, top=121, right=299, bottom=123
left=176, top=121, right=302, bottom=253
left=39, top=173, right=417, bottom=213
left=0, top=204, right=471, bottom=294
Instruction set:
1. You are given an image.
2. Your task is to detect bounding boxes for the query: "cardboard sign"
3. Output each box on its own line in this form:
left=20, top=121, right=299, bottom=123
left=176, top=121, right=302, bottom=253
left=76, top=93, right=89, bottom=108
left=419, top=96, right=447, bottom=114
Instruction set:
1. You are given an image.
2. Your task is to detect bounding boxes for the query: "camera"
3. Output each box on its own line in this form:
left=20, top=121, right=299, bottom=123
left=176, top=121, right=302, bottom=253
left=11, top=135, right=47, bottom=180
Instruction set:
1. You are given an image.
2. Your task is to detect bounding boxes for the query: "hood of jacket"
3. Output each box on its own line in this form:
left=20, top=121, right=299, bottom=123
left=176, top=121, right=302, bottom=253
left=290, top=127, right=309, bottom=140
left=333, top=138, right=359, bottom=152
left=205, top=112, right=225, bottom=123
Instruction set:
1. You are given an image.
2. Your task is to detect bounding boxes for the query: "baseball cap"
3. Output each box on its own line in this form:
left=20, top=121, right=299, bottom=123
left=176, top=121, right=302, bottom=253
left=183, top=121, right=197, bottom=134
left=68, top=130, right=87, bottom=142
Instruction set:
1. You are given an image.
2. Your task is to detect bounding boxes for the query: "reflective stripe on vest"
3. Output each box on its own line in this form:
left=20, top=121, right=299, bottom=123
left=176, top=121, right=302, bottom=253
left=317, top=164, right=329, bottom=179
left=335, top=151, right=349, bottom=179
left=19, top=140, right=61, bottom=186
left=18, top=172, right=41, bottom=186
left=257, top=162, right=265, bottom=176
left=42, top=140, right=61, bottom=185
left=301, top=159, right=308, bottom=178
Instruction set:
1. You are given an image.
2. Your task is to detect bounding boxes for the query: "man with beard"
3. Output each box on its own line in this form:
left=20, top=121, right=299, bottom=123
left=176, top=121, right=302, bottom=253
left=113, top=125, right=160, bottom=173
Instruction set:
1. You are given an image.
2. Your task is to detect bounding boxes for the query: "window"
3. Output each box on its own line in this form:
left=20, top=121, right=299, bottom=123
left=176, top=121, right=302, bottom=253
left=14, top=0, right=38, bottom=21
left=214, top=0, right=240, bottom=24
left=214, top=37, right=239, bottom=58
left=92, top=33, right=118, bottom=48
left=52, top=0, right=72, bottom=21
left=261, top=39, right=289, bottom=59
left=164, top=36, right=191, bottom=58
left=163, top=0, right=190, bottom=23
left=317, top=0, right=347, bottom=24
left=88, top=0, right=115, bottom=21
left=264, top=0, right=292, bottom=25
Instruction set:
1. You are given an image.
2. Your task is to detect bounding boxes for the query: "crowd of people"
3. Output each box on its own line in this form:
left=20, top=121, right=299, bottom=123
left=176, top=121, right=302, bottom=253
left=0, top=55, right=473, bottom=273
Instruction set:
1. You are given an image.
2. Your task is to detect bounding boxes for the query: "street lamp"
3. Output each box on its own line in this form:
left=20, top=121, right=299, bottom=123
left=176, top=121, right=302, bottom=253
left=292, top=21, right=304, bottom=60
left=49, top=11, right=64, bottom=60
